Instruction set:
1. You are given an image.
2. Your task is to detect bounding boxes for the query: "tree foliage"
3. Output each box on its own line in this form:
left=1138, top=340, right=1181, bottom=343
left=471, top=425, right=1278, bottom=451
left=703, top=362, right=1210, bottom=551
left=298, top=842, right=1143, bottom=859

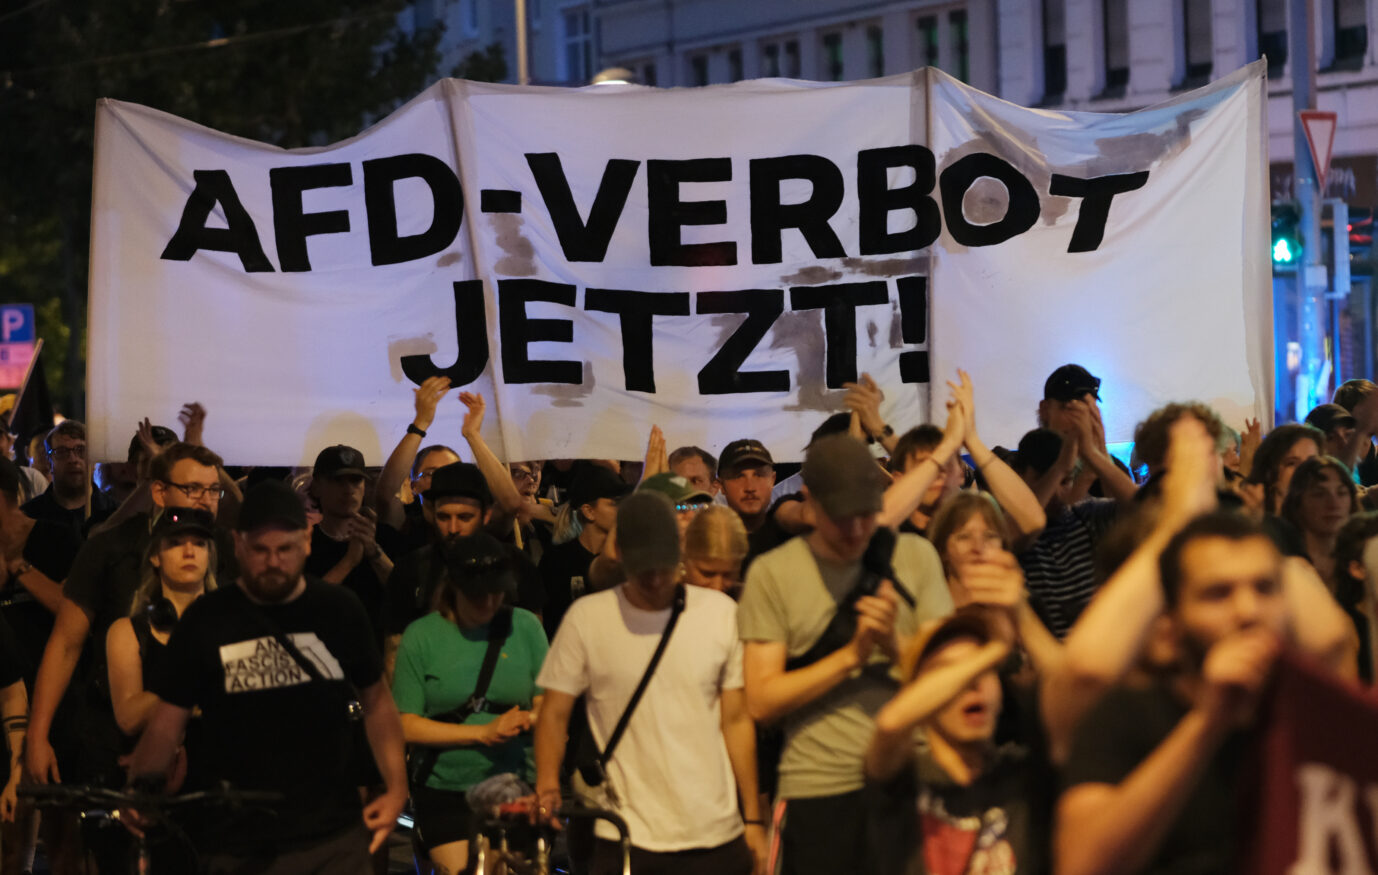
left=0, top=0, right=444, bottom=417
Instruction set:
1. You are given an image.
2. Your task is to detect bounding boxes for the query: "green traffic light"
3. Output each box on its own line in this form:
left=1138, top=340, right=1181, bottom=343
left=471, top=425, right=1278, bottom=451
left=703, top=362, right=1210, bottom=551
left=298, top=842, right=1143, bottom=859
left=1273, top=237, right=1297, bottom=263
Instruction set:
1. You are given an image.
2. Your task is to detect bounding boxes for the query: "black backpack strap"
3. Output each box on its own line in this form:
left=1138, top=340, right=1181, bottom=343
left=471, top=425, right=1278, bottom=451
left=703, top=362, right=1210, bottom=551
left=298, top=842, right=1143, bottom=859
left=601, top=586, right=685, bottom=767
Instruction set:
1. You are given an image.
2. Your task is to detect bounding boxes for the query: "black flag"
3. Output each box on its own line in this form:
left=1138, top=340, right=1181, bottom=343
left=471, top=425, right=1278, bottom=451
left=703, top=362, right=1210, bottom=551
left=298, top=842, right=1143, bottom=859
left=9, top=339, right=55, bottom=455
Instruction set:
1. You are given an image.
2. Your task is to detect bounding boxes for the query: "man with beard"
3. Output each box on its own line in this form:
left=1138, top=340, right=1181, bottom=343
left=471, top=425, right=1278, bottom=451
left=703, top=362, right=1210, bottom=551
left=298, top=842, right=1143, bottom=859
left=1056, top=511, right=1299, bottom=875
left=22, top=420, right=116, bottom=541
left=716, top=439, right=809, bottom=572
left=129, top=480, right=407, bottom=873
left=383, top=462, right=543, bottom=676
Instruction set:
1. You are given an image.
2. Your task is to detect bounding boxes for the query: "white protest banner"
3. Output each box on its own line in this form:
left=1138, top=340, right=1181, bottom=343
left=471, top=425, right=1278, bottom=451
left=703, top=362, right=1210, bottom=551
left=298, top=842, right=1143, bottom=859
left=88, top=64, right=1270, bottom=465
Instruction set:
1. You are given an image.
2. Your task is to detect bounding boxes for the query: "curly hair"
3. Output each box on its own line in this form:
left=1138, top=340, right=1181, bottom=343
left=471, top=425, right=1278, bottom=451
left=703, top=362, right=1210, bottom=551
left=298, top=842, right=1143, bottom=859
left=1132, top=402, right=1226, bottom=474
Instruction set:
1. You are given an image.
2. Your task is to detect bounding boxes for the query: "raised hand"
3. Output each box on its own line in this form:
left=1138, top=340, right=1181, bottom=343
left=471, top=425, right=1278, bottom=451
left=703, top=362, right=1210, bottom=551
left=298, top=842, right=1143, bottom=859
left=458, top=392, right=486, bottom=439
left=412, top=376, right=452, bottom=433
left=642, top=425, right=668, bottom=477
left=135, top=418, right=161, bottom=460
left=1238, top=417, right=1262, bottom=478
left=851, top=581, right=900, bottom=664
left=842, top=373, right=887, bottom=439
left=946, top=370, right=978, bottom=442
left=178, top=403, right=206, bottom=447
left=1160, top=415, right=1219, bottom=529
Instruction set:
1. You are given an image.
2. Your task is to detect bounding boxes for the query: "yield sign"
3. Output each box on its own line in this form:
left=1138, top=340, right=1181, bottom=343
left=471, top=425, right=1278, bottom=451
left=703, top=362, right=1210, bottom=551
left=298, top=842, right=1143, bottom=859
left=1299, top=109, right=1338, bottom=194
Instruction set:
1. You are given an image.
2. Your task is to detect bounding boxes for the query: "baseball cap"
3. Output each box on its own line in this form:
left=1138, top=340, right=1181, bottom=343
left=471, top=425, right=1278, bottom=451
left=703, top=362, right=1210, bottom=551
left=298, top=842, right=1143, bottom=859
left=616, top=491, right=681, bottom=578
left=801, top=434, right=886, bottom=519
left=637, top=472, right=712, bottom=506
left=312, top=445, right=366, bottom=480
left=1043, top=364, right=1101, bottom=403
left=444, top=533, right=516, bottom=598
left=1305, top=403, right=1358, bottom=434
left=567, top=464, right=632, bottom=510
left=718, top=439, right=774, bottom=477
left=236, top=480, right=309, bottom=532
left=424, top=462, right=493, bottom=507
left=152, top=506, right=216, bottom=541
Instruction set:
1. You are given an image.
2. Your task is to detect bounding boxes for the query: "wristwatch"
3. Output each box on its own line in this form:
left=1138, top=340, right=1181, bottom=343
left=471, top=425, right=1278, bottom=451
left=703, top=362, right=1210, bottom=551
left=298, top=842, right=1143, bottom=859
left=406, top=423, right=428, bottom=438
left=867, top=424, right=894, bottom=445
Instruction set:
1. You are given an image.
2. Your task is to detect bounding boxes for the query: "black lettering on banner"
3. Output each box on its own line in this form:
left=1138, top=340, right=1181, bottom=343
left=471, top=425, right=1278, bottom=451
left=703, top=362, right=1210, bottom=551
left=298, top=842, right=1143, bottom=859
left=748, top=155, right=846, bottom=264
left=896, top=275, right=929, bottom=384
left=160, top=169, right=275, bottom=272
left=362, top=154, right=464, bottom=266
left=527, top=153, right=639, bottom=262
left=584, top=289, right=692, bottom=393
left=269, top=163, right=354, bottom=272
left=695, top=290, right=789, bottom=394
left=647, top=158, right=737, bottom=267
left=788, top=281, right=890, bottom=388
left=480, top=189, right=522, bottom=213
left=498, top=279, right=582, bottom=384
left=857, top=145, right=942, bottom=255
left=401, top=280, right=490, bottom=387
left=938, top=153, right=1040, bottom=247
left=1048, top=171, right=1150, bottom=252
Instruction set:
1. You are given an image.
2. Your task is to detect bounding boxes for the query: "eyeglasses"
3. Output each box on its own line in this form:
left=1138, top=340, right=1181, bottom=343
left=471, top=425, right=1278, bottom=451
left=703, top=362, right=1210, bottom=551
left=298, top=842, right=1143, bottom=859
left=48, top=445, right=86, bottom=461
left=165, top=482, right=225, bottom=501
left=510, top=468, right=537, bottom=484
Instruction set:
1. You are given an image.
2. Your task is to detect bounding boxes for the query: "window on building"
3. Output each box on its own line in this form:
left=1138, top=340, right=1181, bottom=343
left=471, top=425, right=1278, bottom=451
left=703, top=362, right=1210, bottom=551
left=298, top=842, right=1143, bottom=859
left=1182, top=0, right=1213, bottom=86
left=1257, top=0, right=1287, bottom=77
left=916, top=16, right=939, bottom=67
left=867, top=25, right=885, bottom=78
left=950, top=10, right=969, bottom=82
left=762, top=43, right=781, bottom=76
left=1333, top=0, right=1368, bottom=68
left=1104, top=0, right=1129, bottom=92
left=690, top=54, right=709, bottom=86
left=563, top=9, right=592, bottom=82
left=822, top=32, right=844, bottom=81
left=784, top=40, right=801, bottom=77
left=728, top=47, right=743, bottom=81
left=1043, top=0, right=1066, bottom=100
left=643, top=62, right=657, bottom=86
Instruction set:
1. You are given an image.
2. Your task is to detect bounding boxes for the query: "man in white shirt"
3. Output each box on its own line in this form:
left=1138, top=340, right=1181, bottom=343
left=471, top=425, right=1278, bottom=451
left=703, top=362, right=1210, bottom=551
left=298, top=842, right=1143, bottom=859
left=534, top=490, right=765, bottom=875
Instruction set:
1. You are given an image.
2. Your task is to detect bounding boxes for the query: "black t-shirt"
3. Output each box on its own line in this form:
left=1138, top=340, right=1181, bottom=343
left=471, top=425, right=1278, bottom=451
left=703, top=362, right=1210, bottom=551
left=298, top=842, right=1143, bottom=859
left=21, top=484, right=116, bottom=543
left=152, top=578, right=382, bottom=852
left=742, top=494, right=804, bottom=575
left=868, top=741, right=1053, bottom=875
left=537, top=537, right=597, bottom=640
left=304, top=524, right=402, bottom=640
left=385, top=541, right=546, bottom=637
left=1061, top=683, right=1250, bottom=875
left=0, top=519, right=80, bottom=685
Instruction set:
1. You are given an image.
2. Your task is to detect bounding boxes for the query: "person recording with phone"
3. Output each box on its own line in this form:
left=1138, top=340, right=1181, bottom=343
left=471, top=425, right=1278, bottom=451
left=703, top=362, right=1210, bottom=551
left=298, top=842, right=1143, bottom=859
left=738, top=434, right=955, bottom=875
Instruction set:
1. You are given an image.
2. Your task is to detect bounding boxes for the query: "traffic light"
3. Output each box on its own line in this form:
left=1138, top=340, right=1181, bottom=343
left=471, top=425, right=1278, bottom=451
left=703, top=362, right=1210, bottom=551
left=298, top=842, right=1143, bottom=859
left=1349, top=206, right=1374, bottom=276
left=1272, top=201, right=1302, bottom=268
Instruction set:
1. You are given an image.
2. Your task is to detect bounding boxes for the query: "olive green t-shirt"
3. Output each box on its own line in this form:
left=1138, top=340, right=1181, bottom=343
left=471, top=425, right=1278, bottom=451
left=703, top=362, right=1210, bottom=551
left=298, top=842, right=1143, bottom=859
left=737, top=534, right=953, bottom=799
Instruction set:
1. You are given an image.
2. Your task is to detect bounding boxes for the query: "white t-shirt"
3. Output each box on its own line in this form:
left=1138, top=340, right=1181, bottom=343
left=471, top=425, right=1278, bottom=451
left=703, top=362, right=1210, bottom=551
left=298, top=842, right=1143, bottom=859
left=537, top=583, right=745, bottom=851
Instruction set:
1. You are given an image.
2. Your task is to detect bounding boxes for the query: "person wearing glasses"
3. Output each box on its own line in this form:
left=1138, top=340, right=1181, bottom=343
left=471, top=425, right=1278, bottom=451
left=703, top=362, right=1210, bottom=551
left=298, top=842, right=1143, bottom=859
left=25, top=442, right=237, bottom=855
left=20, top=420, right=117, bottom=543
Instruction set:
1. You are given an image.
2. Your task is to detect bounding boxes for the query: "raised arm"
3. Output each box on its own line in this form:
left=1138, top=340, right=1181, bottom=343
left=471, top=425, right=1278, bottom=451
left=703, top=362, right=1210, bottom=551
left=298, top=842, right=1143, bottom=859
left=377, top=377, right=451, bottom=530
left=1067, top=400, right=1138, bottom=503
left=950, top=370, right=1046, bottom=539
left=878, top=400, right=965, bottom=530
left=459, top=392, right=555, bottom=525
left=844, top=373, right=900, bottom=455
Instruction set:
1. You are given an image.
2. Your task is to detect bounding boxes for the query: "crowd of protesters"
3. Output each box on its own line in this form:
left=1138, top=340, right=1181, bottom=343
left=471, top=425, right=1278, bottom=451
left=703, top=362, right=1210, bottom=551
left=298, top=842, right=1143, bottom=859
left=0, top=365, right=1368, bottom=874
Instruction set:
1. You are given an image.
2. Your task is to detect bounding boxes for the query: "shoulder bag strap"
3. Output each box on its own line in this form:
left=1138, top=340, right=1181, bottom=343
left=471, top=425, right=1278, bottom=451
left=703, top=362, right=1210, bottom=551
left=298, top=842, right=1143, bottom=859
left=600, top=585, right=685, bottom=767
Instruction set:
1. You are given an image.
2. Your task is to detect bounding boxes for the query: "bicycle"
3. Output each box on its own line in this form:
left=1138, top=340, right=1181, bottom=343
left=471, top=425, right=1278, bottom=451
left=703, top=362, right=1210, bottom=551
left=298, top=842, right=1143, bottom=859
left=471, top=801, right=632, bottom=875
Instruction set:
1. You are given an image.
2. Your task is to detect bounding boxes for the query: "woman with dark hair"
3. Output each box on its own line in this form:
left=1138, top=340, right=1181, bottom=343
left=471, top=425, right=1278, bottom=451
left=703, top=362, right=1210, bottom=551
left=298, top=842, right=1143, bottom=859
left=1281, top=455, right=1360, bottom=584
left=1248, top=423, right=1325, bottom=515
left=106, top=507, right=217, bottom=739
left=392, top=532, right=547, bottom=875
left=1333, top=511, right=1378, bottom=683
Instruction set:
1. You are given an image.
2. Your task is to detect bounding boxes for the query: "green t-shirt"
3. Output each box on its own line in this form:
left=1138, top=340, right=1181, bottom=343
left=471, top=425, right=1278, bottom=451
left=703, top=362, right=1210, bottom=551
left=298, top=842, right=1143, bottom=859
left=392, top=608, right=548, bottom=791
left=737, top=533, right=953, bottom=799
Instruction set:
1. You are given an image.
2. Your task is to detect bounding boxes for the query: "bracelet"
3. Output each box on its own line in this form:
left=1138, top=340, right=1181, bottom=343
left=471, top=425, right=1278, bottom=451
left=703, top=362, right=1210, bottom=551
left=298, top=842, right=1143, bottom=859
left=10, top=561, right=32, bottom=578
left=406, top=423, right=427, bottom=438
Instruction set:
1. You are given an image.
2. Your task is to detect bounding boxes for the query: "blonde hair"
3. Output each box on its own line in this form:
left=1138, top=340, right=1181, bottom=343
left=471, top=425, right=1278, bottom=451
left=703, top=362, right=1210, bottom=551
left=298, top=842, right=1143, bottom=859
left=683, top=505, right=748, bottom=564
left=132, top=535, right=218, bottom=617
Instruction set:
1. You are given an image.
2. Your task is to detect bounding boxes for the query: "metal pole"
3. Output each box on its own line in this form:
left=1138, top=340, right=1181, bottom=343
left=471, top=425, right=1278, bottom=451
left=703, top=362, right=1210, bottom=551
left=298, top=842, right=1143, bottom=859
left=1291, top=0, right=1324, bottom=418
left=516, top=0, right=529, bottom=84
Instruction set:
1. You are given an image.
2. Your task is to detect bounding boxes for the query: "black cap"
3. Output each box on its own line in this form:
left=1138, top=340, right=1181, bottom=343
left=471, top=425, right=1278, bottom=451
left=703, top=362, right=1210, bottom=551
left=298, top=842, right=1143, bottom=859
left=567, top=464, right=631, bottom=510
left=236, top=480, right=308, bottom=532
left=718, top=439, right=774, bottom=477
left=1305, top=403, right=1358, bottom=434
left=801, top=434, right=886, bottom=518
left=444, top=533, right=516, bottom=597
left=424, top=461, right=492, bottom=507
left=312, top=445, right=366, bottom=480
left=152, top=506, right=216, bottom=541
left=1043, top=364, right=1101, bottom=403
left=807, top=413, right=853, bottom=449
